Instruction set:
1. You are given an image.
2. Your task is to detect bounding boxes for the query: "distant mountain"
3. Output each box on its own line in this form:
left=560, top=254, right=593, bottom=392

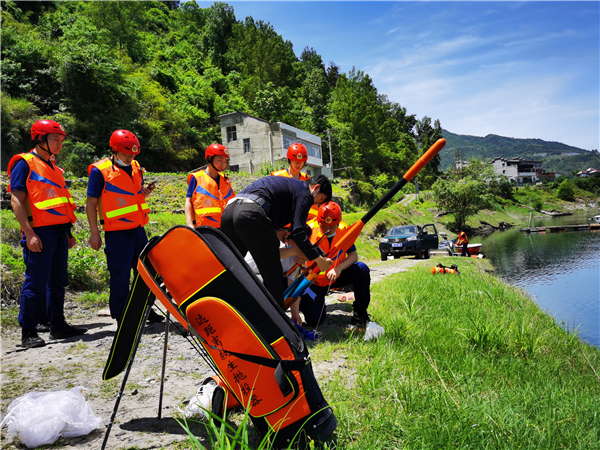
left=440, top=130, right=599, bottom=175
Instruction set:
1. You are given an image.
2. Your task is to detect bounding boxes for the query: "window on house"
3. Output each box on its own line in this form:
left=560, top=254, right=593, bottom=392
left=230, top=165, right=239, bottom=172
left=243, top=138, right=250, bottom=153
left=226, top=126, right=237, bottom=142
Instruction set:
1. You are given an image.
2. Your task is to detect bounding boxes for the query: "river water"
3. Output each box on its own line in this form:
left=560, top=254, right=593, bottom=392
left=471, top=211, right=599, bottom=348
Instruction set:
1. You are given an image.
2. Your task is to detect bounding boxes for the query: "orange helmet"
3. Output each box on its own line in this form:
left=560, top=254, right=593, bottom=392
left=317, top=201, right=342, bottom=225
left=110, top=130, right=141, bottom=155
left=287, top=143, right=307, bottom=162
left=205, top=143, right=229, bottom=159
left=31, top=120, right=65, bottom=140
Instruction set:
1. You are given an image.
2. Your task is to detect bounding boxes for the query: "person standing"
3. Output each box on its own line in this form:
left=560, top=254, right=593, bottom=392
left=456, top=230, right=471, bottom=257
left=8, top=119, right=86, bottom=348
left=185, top=144, right=235, bottom=228
left=271, top=143, right=310, bottom=181
left=297, top=202, right=372, bottom=328
left=86, top=130, right=161, bottom=323
left=220, top=174, right=333, bottom=310
left=271, top=143, right=318, bottom=220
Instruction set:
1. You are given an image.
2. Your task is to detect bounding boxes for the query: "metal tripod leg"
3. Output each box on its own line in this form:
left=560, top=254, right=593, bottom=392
left=158, top=311, right=170, bottom=419
left=101, top=304, right=153, bottom=450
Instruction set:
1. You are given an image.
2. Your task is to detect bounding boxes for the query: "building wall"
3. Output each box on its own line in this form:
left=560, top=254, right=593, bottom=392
left=219, top=112, right=324, bottom=176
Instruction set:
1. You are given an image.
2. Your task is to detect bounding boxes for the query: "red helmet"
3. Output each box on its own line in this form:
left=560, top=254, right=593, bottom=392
left=205, top=143, right=229, bottom=159
left=287, top=143, right=307, bottom=162
left=317, top=201, right=342, bottom=225
left=110, top=130, right=140, bottom=155
left=31, top=120, right=66, bottom=140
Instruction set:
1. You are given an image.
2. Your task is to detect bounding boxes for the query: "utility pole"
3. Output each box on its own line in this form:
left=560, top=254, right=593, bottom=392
left=327, top=128, right=334, bottom=180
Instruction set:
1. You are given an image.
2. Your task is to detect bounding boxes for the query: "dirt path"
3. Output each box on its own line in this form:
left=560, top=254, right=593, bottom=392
left=0, top=256, right=435, bottom=449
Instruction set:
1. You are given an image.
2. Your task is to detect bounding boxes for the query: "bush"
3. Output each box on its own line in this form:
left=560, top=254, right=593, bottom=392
left=556, top=179, right=575, bottom=201
left=60, top=141, right=97, bottom=177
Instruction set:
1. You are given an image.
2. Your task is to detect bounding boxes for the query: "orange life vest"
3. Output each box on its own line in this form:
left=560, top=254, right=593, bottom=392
left=431, top=266, right=459, bottom=275
left=270, top=168, right=310, bottom=181
left=456, top=231, right=469, bottom=246
left=88, top=157, right=149, bottom=231
left=270, top=169, right=317, bottom=219
left=187, top=170, right=235, bottom=228
left=308, top=221, right=351, bottom=287
left=7, top=151, right=77, bottom=228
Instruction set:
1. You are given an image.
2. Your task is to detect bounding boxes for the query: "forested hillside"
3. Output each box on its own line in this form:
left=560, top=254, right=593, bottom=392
left=440, top=130, right=600, bottom=174
left=1, top=0, right=443, bottom=186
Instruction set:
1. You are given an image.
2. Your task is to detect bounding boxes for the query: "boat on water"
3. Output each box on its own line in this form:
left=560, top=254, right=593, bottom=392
left=587, top=215, right=600, bottom=223
left=446, top=241, right=483, bottom=256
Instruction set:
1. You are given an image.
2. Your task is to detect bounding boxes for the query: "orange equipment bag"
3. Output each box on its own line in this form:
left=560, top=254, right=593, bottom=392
left=103, top=226, right=337, bottom=446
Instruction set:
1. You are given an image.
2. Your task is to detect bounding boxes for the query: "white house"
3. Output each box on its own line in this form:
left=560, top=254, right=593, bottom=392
left=218, top=112, right=328, bottom=176
left=490, top=157, right=543, bottom=184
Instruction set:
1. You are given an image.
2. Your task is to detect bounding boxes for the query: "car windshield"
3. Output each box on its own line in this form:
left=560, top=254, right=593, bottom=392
left=389, top=226, right=418, bottom=236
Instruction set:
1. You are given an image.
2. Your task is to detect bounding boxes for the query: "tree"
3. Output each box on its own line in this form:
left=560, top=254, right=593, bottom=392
left=432, top=173, right=492, bottom=231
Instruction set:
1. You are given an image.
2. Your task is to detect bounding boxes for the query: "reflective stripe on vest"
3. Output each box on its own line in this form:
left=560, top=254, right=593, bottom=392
left=7, top=152, right=77, bottom=228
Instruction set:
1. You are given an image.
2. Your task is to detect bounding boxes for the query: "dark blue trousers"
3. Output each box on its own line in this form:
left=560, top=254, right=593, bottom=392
left=19, top=224, right=70, bottom=335
left=300, top=261, right=371, bottom=327
left=104, top=227, right=148, bottom=320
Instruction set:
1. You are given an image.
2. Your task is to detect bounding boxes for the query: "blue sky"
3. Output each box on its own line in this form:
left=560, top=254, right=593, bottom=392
left=196, top=1, right=599, bottom=151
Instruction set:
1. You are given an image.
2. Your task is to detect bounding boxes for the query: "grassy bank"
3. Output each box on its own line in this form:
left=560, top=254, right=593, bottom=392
left=313, top=259, right=600, bottom=449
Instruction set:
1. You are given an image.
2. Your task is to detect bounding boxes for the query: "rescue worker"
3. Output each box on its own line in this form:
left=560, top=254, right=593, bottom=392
left=456, top=230, right=471, bottom=257
left=8, top=119, right=86, bottom=348
left=296, top=201, right=372, bottom=328
left=220, top=174, right=333, bottom=310
left=271, top=143, right=318, bottom=220
left=185, top=143, right=235, bottom=228
left=86, top=130, right=162, bottom=323
left=271, top=143, right=310, bottom=180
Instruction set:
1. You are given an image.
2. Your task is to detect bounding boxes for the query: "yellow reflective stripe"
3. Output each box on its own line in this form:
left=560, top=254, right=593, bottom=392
left=195, top=207, right=221, bottom=215
left=34, top=197, right=69, bottom=209
left=68, top=198, right=76, bottom=205
left=141, top=203, right=150, bottom=211
left=106, top=204, right=139, bottom=218
left=96, top=160, right=113, bottom=171
left=23, top=153, right=34, bottom=161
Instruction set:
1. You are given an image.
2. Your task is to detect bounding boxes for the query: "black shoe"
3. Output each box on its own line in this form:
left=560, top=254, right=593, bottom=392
left=350, top=311, right=371, bottom=328
left=21, top=332, right=46, bottom=348
left=36, top=323, right=50, bottom=333
left=147, top=309, right=165, bottom=323
left=49, top=324, right=87, bottom=340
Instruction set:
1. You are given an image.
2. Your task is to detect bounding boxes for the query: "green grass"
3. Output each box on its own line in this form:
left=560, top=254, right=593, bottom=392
left=307, top=260, right=600, bottom=449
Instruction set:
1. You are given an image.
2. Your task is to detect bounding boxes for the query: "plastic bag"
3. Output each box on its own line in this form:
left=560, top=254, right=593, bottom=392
left=364, top=321, right=385, bottom=341
left=179, top=382, right=216, bottom=420
left=0, top=386, right=103, bottom=448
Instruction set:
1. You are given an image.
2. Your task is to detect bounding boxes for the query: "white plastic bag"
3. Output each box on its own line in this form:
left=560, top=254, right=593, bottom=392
left=364, top=321, right=385, bottom=341
left=0, top=386, right=103, bottom=448
left=179, top=382, right=216, bottom=420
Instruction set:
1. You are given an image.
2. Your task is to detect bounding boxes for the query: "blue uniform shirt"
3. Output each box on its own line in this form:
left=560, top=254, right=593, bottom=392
left=9, top=156, right=54, bottom=192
